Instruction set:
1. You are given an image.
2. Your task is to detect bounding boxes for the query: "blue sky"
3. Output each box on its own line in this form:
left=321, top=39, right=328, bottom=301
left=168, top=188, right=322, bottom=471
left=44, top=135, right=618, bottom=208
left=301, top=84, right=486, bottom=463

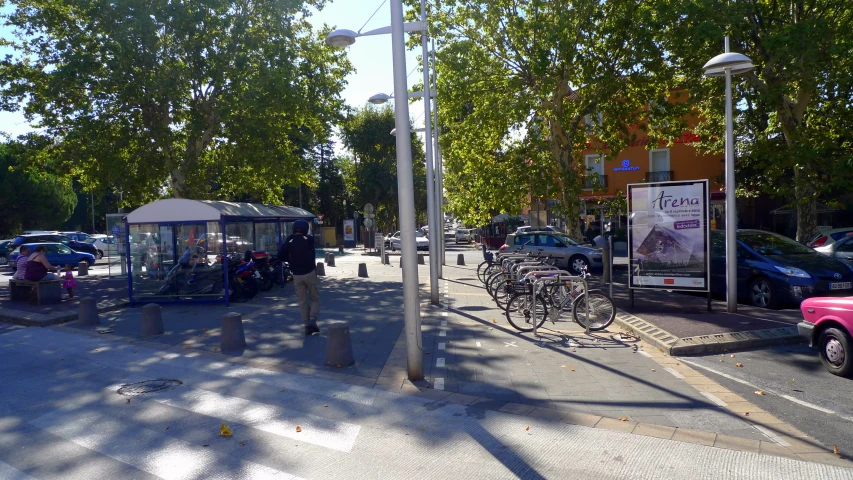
left=0, top=0, right=427, bottom=149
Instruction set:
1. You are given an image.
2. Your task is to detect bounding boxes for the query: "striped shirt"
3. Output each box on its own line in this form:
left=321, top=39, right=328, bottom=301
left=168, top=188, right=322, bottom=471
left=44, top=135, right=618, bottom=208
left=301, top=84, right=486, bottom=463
left=13, top=255, right=28, bottom=280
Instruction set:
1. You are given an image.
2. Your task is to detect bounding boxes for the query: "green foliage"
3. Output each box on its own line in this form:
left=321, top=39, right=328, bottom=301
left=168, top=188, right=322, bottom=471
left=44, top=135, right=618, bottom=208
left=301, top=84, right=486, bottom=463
left=0, top=141, right=77, bottom=236
left=0, top=0, right=351, bottom=203
left=653, top=0, right=853, bottom=241
left=419, top=0, right=683, bottom=236
left=340, top=104, right=427, bottom=232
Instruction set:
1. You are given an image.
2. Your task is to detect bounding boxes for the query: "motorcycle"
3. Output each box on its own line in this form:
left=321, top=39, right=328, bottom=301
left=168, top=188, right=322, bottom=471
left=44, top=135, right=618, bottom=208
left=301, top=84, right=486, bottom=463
left=158, top=248, right=224, bottom=296
left=227, top=251, right=260, bottom=302
left=269, top=255, right=292, bottom=287
left=252, top=251, right=275, bottom=291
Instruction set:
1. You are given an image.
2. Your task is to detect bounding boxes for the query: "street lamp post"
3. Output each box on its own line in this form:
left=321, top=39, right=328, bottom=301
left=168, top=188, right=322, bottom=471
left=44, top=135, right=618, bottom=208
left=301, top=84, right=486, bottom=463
left=703, top=36, right=753, bottom=314
left=326, top=0, right=425, bottom=380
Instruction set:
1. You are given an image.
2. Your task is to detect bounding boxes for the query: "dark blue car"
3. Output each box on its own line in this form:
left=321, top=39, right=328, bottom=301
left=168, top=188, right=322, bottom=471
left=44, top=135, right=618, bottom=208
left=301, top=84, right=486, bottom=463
left=8, top=243, right=96, bottom=270
left=710, top=230, right=853, bottom=309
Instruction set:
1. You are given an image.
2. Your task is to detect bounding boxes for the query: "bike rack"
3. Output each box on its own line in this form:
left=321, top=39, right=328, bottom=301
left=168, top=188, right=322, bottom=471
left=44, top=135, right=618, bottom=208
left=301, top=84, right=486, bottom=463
left=524, top=271, right=590, bottom=337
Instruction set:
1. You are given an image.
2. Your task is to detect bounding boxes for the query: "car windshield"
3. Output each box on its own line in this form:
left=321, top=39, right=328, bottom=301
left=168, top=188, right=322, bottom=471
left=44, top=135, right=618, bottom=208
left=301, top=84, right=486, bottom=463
left=739, top=231, right=814, bottom=256
left=415, top=232, right=425, bottom=237
left=84, top=238, right=97, bottom=244
left=553, top=234, right=579, bottom=246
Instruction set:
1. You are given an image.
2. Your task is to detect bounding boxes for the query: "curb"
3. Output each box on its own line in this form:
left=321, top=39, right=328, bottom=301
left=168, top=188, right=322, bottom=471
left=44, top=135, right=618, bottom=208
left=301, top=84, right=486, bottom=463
left=0, top=300, right=130, bottom=327
left=614, top=309, right=802, bottom=355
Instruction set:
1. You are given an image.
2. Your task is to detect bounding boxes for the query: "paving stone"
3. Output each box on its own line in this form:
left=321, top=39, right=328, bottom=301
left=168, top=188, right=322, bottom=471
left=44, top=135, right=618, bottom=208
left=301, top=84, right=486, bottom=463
left=527, top=407, right=566, bottom=422
left=757, top=442, right=802, bottom=461
left=796, top=452, right=853, bottom=468
left=671, top=428, right=717, bottom=446
left=498, top=402, right=537, bottom=416
left=443, top=393, right=480, bottom=406
left=560, top=411, right=603, bottom=428
left=632, top=423, right=676, bottom=440
left=782, top=436, right=832, bottom=454
left=594, top=416, right=638, bottom=433
left=713, top=434, right=761, bottom=453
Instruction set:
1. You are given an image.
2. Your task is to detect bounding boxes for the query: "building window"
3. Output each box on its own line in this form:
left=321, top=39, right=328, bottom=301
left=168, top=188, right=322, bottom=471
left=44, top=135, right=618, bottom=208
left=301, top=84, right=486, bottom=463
left=649, top=149, right=670, bottom=173
left=584, top=154, right=606, bottom=189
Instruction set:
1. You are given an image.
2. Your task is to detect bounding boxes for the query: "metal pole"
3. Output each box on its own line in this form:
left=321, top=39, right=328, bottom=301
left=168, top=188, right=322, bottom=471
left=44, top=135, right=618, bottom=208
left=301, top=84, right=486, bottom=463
left=724, top=36, right=737, bottom=313
left=91, top=192, right=96, bottom=233
left=431, top=44, right=446, bottom=271
left=609, top=235, right=613, bottom=299
left=419, top=0, right=439, bottom=305
left=390, top=0, right=423, bottom=380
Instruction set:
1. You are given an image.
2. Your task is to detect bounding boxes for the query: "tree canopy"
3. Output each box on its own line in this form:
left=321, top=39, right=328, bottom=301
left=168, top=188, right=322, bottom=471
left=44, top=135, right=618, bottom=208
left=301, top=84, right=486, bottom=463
left=0, top=0, right=351, bottom=204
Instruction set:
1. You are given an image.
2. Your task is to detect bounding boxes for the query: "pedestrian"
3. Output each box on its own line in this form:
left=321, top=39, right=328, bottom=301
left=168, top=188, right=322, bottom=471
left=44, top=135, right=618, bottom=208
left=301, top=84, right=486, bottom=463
left=12, top=245, right=30, bottom=280
left=278, top=220, right=320, bottom=335
left=61, top=264, right=77, bottom=300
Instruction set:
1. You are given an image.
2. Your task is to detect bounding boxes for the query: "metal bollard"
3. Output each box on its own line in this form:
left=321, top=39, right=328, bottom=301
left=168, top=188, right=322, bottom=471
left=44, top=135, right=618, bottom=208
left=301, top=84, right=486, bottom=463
left=141, top=303, right=164, bottom=336
left=77, top=261, right=89, bottom=276
left=383, top=253, right=390, bottom=265
left=418, top=254, right=425, bottom=265
left=457, top=253, right=465, bottom=266
left=324, top=322, right=355, bottom=367
left=357, top=263, right=368, bottom=278
left=78, top=297, right=99, bottom=325
left=316, top=262, right=326, bottom=276
left=327, top=253, right=336, bottom=267
left=339, top=245, right=344, bottom=254
left=602, top=241, right=611, bottom=284
left=220, top=312, right=246, bottom=351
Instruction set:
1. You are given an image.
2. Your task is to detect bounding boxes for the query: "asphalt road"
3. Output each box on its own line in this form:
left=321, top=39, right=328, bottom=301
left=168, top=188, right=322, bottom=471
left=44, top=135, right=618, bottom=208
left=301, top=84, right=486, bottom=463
left=679, top=344, right=853, bottom=455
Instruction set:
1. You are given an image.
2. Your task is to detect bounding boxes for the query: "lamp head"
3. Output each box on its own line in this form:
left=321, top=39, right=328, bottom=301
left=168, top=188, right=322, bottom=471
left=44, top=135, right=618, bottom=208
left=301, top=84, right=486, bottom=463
left=703, top=52, right=754, bottom=77
left=325, top=29, right=358, bottom=48
left=390, top=128, right=397, bottom=136
left=369, top=93, right=392, bottom=105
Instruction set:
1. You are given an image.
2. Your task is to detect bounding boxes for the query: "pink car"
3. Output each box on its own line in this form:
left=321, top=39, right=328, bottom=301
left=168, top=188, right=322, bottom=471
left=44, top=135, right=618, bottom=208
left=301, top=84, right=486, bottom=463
left=799, top=297, right=853, bottom=376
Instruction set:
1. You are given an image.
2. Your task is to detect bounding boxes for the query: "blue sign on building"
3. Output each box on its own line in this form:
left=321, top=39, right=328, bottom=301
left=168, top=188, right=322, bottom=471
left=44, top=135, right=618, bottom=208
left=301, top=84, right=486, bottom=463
left=614, top=159, right=640, bottom=172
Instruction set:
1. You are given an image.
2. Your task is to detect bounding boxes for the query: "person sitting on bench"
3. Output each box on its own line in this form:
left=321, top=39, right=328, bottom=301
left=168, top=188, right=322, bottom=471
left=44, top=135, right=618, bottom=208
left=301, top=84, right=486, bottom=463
left=24, top=245, right=59, bottom=281
left=13, top=245, right=30, bottom=280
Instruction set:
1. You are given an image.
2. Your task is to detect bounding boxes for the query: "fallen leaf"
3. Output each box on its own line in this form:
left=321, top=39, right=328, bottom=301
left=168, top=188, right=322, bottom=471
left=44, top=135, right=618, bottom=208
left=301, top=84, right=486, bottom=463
left=219, top=424, right=232, bottom=437
left=184, top=345, right=191, bottom=350
left=492, top=319, right=497, bottom=323
left=204, top=328, right=209, bottom=332
left=744, top=412, right=749, bottom=416
left=755, top=390, right=766, bottom=396
left=203, top=444, right=210, bottom=447
left=736, top=363, right=743, bottom=368
left=560, top=365, right=566, bottom=368
left=164, top=426, right=169, bottom=430
left=126, top=398, right=131, bottom=404
left=570, top=366, right=575, bottom=372
left=296, top=426, right=302, bottom=433
left=213, top=348, right=219, bottom=352
left=675, top=362, right=680, bottom=366
left=619, top=417, right=629, bottom=422
left=658, top=348, right=663, bottom=353
left=720, top=359, right=724, bottom=363
left=730, top=354, right=735, bottom=358
left=280, top=389, right=286, bottom=392
left=324, top=404, right=328, bottom=407
left=525, top=426, right=530, bottom=431
left=240, top=441, right=246, bottom=447
left=834, top=445, right=840, bottom=456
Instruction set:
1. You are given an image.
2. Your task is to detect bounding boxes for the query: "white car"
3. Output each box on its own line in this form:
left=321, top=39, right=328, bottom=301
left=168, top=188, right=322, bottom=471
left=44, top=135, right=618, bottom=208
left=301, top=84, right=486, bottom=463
left=390, top=231, right=430, bottom=251
left=86, top=234, right=118, bottom=259
left=455, top=229, right=473, bottom=244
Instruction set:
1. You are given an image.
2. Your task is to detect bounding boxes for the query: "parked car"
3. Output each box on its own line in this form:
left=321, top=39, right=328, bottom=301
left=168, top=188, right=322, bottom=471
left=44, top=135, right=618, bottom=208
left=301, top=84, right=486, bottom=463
left=0, top=239, right=12, bottom=265
left=709, top=230, right=853, bottom=309
left=455, top=229, right=473, bottom=244
left=384, top=232, right=398, bottom=248
left=516, top=226, right=556, bottom=234
left=86, top=234, right=118, bottom=259
left=808, top=228, right=853, bottom=248
left=814, top=234, right=853, bottom=268
left=60, top=231, right=92, bottom=242
left=798, top=296, right=853, bottom=376
left=390, top=231, right=430, bottom=251
left=10, top=233, right=98, bottom=257
left=8, top=242, right=96, bottom=270
left=500, top=232, right=602, bottom=274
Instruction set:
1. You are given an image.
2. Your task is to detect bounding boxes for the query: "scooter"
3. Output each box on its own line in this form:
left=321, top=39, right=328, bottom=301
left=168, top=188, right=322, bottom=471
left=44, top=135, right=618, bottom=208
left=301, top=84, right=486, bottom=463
left=158, top=248, right=224, bottom=296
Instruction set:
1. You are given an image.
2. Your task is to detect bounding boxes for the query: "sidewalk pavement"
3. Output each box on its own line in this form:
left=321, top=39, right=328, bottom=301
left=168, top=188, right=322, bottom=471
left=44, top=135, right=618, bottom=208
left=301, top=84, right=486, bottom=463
left=2, top=246, right=849, bottom=470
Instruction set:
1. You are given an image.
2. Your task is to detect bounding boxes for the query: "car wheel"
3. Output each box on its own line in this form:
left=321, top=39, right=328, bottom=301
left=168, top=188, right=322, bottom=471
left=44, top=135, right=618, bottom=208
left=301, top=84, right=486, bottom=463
left=818, top=327, right=852, bottom=377
left=96, top=250, right=104, bottom=260
left=569, top=255, right=589, bottom=275
left=749, top=277, right=777, bottom=309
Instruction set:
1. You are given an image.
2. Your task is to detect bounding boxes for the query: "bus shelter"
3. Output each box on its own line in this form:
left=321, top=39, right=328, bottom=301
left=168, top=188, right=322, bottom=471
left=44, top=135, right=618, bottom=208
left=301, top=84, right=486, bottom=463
left=125, top=199, right=315, bottom=306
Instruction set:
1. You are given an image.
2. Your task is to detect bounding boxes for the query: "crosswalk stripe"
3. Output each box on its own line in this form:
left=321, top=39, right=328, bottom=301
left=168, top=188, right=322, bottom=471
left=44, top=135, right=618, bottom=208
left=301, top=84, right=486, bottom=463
left=30, top=410, right=303, bottom=480
left=154, top=387, right=361, bottom=453
left=0, top=460, right=36, bottom=480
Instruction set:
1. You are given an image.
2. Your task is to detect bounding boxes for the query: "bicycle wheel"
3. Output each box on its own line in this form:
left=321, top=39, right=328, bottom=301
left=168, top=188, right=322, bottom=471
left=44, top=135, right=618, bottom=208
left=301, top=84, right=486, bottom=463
left=505, top=293, right=549, bottom=332
left=493, top=280, right=515, bottom=310
left=572, top=291, right=616, bottom=331
left=477, top=261, right=491, bottom=284
left=483, top=263, right=502, bottom=283
left=486, top=271, right=507, bottom=297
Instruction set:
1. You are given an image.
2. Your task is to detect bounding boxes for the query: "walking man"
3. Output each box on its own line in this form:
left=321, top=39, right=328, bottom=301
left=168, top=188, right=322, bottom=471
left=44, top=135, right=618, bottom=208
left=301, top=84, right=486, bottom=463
left=279, top=220, right=320, bottom=335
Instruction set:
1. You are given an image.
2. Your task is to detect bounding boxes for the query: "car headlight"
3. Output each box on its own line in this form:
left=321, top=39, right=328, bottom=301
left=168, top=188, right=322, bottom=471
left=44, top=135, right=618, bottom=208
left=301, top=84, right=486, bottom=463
left=774, top=266, right=811, bottom=278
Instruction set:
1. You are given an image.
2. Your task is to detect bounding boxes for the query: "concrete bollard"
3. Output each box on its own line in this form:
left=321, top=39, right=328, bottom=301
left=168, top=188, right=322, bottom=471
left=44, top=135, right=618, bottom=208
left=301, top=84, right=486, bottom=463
left=316, top=262, right=326, bottom=276
left=324, top=252, right=330, bottom=263
left=339, top=245, right=344, bottom=254
left=78, top=297, right=100, bottom=325
left=221, top=312, right=246, bottom=351
left=400, top=257, right=404, bottom=268
left=141, top=303, right=164, bottom=336
left=383, top=253, right=390, bottom=265
left=357, top=263, right=368, bottom=278
left=325, top=322, right=355, bottom=367
left=327, top=253, right=336, bottom=267
left=77, top=261, right=89, bottom=276
left=418, top=254, right=425, bottom=265
left=457, top=253, right=466, bottom=266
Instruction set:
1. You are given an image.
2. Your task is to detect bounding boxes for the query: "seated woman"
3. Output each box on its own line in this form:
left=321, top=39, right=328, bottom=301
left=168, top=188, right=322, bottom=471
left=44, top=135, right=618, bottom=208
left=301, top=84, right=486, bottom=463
left=24, top=246, right=59, bottom=281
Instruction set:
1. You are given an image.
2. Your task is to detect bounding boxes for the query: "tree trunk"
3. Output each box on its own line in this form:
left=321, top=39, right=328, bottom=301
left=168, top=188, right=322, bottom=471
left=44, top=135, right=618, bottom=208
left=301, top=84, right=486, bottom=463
left=794, top=170, right=818, bottom=243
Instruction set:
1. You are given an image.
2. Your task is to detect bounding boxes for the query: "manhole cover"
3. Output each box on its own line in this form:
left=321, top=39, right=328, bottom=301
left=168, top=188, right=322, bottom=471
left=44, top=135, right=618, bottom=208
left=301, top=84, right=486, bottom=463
left=117, top=379, right=183, bottom=397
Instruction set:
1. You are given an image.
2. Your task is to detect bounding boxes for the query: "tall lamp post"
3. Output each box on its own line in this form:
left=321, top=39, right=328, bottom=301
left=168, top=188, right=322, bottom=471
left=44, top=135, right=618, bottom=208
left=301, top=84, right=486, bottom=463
left=703, top=36, right=753, bottom=313
left=326, top=1, right=425, bottom=380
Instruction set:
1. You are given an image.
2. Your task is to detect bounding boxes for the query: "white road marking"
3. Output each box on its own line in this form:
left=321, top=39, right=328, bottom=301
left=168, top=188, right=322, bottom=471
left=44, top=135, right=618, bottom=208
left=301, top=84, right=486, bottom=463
left=638, top=350, right=653, bottom=358
left=780, top=395, right=836, bottom=414
left=30, top=410, right=304, bottom=479
left=664, top=367, right=685, bottom=379
left=438, top=343, right=446, bottom=350
left=504, top=341, right=518, bottom=348
left=438, top=330, right=447, bottom=337
left=434, top=378, right=445, bottom=390
left=700, top=392, right=728, bottom=407
left=753, top=425, right=791, bottom=447
left=476, top=342, right=481, bottom=348
left=0, top=460, right=36, bottom=480
left=436, top=358, right=446, bottom=367
left=154, top=388, right=361, bottom=453
left=441, top=320, right=447, bottom=326
left=441, top=313, right=448, bottom=318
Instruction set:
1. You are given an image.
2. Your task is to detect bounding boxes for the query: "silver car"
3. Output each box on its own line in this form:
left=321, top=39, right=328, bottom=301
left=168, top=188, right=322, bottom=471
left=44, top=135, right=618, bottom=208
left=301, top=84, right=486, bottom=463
left=501, top=232, right=602, bottom=274
left=814, top=235, right=853, bottom=268
left=455, top=228, right=473, bottom=244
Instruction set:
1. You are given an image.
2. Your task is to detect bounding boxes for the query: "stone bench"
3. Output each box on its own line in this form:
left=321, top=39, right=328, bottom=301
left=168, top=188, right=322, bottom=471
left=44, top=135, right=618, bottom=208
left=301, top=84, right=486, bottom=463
left=8, top=278, right=62, bottom=305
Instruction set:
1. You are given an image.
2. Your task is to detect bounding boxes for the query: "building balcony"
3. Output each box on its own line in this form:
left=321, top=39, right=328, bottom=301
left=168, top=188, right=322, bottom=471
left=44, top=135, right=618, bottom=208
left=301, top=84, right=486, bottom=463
left=583, top=175, right=607, bottom=189
left=645, top=170, right=674, bottom=182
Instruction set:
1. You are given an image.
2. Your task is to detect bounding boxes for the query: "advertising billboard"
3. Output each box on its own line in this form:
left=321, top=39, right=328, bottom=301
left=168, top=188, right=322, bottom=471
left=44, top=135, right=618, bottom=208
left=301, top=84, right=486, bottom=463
left=627, top=179, right=709, bottom=292
left=343, top=219, right=356, bottom=248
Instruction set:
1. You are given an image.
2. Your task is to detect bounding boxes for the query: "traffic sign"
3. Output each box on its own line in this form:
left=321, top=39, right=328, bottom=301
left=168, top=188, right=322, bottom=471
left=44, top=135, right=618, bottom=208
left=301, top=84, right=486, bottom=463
left=111, top=225, right=120, bottom=236
left=368, top=213, right=375, bottom=219
left=318, top=214, right=325, bottom=221
left=364, top=203, right=374, bottom=214
left=363, top=218, right=374, bottom=228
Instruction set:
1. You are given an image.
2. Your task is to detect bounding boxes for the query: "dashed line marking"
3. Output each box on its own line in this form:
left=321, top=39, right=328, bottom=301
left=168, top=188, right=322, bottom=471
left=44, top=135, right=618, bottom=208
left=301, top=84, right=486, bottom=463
left=438, top=343, right=446, bottom=350
left=441, top=320, right=447, bottom=326
left=436, top=358, right=445, bottom=367
left=434, top=378, right=445, bottom=390
left=700, top=392, right=728, bottom=407
left=638, top=350, right=653, bottom=358
left=439, top=330, right=447, bottom=337
left=441, top=312, right=448, bottom=317
left=753, top=425, right=791, bottom=447
left=664, top=367, right=685, bottom=379
left=780, top=395, right=836, bottom=414
left=476, top=342, right=481, bottom=348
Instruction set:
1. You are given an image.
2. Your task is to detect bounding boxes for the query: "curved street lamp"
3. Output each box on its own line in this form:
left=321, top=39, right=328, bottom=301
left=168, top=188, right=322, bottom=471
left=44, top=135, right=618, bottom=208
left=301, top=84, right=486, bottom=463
left=703, top=37, right=753, bottom=314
